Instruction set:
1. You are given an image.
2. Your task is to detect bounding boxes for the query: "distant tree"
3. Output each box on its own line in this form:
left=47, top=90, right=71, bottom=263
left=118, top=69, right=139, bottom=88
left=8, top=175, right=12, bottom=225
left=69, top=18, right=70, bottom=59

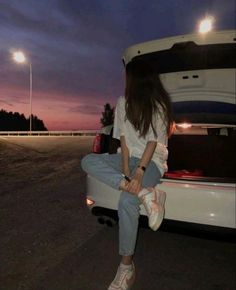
left=100, top=103, right=114, bottom=127
left=0, top=109, right=48, bottom=131
left=31, top=114, right=47, bottom=131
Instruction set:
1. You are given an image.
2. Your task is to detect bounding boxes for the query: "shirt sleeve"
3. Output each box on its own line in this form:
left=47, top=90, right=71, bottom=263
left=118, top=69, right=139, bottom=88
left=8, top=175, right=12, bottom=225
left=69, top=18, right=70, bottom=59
left=113, top=96, right=125, bottom=140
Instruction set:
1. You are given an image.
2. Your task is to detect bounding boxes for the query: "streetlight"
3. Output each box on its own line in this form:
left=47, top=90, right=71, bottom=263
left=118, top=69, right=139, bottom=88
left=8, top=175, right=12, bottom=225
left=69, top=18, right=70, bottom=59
left=12, top=51, right=33, bottom=133
left=198, top=16, right=214, bottom=33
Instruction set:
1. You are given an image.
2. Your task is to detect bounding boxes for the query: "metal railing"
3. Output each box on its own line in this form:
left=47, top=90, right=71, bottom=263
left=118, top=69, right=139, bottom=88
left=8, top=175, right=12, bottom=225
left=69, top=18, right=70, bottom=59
left=0, top=130, right=98, bottom=136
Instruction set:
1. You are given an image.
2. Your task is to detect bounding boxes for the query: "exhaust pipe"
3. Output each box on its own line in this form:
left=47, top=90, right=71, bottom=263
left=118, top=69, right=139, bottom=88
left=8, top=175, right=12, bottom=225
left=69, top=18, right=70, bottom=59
left=97, top=216, right=117, bottom=227
left=105, top=217, right=117, bottom=227
left=97, top=216, right=106, bottom=225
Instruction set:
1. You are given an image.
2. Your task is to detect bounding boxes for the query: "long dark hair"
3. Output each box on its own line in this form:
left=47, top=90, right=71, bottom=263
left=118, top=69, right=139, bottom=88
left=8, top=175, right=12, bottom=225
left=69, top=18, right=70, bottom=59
left=125, top=59, right=173, bottom=137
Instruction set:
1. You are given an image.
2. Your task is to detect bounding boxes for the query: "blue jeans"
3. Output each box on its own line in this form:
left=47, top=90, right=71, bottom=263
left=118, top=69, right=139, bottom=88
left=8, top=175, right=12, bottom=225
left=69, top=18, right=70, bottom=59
left=81, top=153, right=161, bottom=256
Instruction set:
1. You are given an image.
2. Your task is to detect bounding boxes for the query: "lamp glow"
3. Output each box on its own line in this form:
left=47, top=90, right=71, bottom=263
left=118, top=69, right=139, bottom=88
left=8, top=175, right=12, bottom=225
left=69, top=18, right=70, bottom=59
left=199, top=17, right=214, bottom=33
left=13, top=51, right=26, bottom=63
left=177, top=123, right=192, bottom=129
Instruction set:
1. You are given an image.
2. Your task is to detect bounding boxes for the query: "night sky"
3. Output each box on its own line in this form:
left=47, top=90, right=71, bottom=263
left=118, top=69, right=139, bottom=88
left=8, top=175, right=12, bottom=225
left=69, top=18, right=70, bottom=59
left=0, top=0, right=235, bottom=130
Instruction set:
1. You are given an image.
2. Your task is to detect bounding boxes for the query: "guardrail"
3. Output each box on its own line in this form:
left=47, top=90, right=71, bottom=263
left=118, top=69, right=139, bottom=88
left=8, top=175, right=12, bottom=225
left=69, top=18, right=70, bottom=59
left=0, top=130, right=99, bottom=136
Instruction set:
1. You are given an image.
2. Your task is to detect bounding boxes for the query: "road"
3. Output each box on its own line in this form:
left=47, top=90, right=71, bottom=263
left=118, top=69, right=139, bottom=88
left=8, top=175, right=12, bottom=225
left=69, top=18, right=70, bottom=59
left=0, top=137, right=235, bottom=290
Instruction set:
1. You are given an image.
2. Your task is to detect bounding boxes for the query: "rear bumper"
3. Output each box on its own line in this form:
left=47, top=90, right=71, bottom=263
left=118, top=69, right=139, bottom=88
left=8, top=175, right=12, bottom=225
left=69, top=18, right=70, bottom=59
left=87, top=175, right=236, bottom=229
left=90, top=206, right=236, bottom=242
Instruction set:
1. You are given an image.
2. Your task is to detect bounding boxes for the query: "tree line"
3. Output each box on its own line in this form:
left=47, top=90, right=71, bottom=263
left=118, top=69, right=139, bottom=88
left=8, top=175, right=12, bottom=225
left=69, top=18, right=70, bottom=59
left=100, top=103, right=114, bottom=127
left=0, top=102, right=114, bottom=131
left=0, top=109, right=47, bottom=131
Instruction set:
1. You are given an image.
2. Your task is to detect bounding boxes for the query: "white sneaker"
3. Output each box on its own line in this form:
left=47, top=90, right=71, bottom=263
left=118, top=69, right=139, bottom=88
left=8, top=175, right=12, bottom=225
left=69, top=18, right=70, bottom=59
left=138, top=187, right=166, bottom=231
left=108, top=262, right=135, bottom=290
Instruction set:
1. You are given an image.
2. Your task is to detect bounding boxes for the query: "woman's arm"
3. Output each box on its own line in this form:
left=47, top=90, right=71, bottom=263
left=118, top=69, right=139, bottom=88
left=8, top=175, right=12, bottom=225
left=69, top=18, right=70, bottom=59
left=127, top=141, right=157, bottom=194
left=138, top=141, right=157, bottom=169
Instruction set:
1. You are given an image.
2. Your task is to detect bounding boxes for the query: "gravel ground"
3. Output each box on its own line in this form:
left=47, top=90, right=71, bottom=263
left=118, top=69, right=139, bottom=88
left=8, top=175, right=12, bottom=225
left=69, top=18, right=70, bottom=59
left=0, top=136, right=102, bottom=290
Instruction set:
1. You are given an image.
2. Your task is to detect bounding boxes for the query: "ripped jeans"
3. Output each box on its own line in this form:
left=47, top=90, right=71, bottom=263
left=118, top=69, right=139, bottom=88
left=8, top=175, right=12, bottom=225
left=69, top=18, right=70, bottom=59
left=81, top=153, right=161, bottom=256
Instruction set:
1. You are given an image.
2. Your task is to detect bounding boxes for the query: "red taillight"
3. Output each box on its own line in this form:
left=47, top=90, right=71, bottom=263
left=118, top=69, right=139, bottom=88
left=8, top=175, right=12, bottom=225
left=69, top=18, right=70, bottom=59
left=92, top=134, right=102, bottom=153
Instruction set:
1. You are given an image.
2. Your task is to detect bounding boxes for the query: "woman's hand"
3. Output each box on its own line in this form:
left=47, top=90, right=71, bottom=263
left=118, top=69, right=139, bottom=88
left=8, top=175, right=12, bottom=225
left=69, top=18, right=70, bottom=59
left=126, top=168, right=144, bottom=195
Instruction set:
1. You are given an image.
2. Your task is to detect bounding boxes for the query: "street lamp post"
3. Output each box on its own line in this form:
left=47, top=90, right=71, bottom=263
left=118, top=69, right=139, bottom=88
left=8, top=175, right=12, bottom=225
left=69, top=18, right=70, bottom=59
left=29, top=62, right=32, bottom=133
left=12, top=51, right=33, bottom=133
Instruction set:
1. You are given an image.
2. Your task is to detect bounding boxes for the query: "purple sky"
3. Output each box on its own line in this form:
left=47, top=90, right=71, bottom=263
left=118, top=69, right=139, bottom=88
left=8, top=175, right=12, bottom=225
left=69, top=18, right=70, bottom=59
left=0, top=0, right=235, bottom=130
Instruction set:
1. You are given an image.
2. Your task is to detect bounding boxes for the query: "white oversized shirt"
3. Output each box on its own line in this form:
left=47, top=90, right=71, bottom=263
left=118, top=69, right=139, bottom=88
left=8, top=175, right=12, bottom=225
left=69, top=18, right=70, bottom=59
left=113, top=96, right=168, bottom=176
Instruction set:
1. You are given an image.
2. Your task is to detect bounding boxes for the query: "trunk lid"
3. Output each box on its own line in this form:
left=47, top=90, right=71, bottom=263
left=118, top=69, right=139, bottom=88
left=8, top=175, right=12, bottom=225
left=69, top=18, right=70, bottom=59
left=123, top=30, right=236, bottom=124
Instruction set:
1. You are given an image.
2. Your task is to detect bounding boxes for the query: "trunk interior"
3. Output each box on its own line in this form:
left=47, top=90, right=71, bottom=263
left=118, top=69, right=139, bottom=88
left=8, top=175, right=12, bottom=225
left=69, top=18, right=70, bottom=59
left=108, top=126, right=236, bottom=183
left=165, top=132, right=236, bottom=183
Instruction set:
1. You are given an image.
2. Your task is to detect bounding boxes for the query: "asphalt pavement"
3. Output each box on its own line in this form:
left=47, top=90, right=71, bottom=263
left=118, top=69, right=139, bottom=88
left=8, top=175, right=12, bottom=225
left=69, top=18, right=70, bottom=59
left=1, top=136, right=235, bottom=290
left=28, top=223, right=236, bottom=290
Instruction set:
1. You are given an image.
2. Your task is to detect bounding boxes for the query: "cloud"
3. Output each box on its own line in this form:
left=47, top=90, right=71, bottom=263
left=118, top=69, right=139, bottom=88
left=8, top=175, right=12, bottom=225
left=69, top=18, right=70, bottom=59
left=0, top=0, right=125, bottom=103
left=69, top=103, right=103, bottom=115
left=0, top=99, right=13, bottom=107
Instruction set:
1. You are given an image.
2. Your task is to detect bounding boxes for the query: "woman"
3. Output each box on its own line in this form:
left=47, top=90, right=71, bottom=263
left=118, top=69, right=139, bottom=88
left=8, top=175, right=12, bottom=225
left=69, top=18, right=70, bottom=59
left=81, top=59, right=172, bottom=290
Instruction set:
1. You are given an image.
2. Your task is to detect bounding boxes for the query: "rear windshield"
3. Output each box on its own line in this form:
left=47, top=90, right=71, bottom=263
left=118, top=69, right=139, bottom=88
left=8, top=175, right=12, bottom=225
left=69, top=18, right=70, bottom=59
left=173, top=101, right=236, bottom=125
left=133, top=43, right=236, bottom=73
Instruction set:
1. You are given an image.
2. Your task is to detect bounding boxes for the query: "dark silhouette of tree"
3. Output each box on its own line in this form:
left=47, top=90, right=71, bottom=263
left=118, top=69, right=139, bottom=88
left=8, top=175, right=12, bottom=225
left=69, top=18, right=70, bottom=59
left=0, top=109, right=47, bottom=131
left=31, top=114, right=47, bottom=131
left=100, top=103, right=114, bottom=127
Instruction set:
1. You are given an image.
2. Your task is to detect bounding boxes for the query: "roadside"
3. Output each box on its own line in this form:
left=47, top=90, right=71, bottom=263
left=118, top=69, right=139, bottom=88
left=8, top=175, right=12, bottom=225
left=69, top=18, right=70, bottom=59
left=0, top=137, right=103, bottom=289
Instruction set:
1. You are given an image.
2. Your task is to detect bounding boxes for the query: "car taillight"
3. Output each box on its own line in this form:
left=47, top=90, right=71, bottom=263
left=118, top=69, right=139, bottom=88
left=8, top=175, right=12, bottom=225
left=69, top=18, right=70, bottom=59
left=86, top=198, right=95, bottom=206
left=92, top=134, right=102, bottom=153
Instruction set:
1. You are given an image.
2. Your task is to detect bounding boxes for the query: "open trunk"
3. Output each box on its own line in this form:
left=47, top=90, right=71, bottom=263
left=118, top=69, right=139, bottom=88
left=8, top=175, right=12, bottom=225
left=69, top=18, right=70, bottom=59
left=122, top=30, right=236, bottom=183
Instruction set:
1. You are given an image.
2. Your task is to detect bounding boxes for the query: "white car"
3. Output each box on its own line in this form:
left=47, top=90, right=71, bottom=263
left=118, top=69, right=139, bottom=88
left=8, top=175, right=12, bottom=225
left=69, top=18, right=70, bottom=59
left=86, top=30, right=236, bottom=238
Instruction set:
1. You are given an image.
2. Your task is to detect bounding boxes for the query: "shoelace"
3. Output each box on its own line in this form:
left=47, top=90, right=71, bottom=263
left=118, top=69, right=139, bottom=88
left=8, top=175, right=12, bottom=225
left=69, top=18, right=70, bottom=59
left=112, top=266, right=132, bottom=287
